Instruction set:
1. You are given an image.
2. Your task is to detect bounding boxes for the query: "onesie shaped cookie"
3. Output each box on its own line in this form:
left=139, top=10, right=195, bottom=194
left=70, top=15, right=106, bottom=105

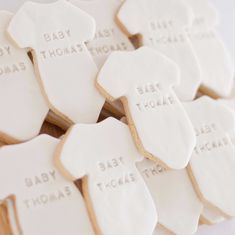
left=8, top=0, right=105, bottom=125
left=117, top=0, right=201, bottom=101
left=69, top=0, right=134, bottom=69
left=181, top=0, right=234, bottom=98
left=0, top=11, right=48, bottom=144
left=184, top=96, right=235, bottom=218
left=55, top=118, right=158, bottom=235
left=0, top=135, right=95, bottom=235
left=97, top=47, right=196, bottom=169
left=137, top=159, right=202, bottom=235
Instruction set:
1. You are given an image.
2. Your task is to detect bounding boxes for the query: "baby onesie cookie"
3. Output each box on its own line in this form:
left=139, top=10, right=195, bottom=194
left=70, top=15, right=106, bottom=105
left=137, top=159, right=202, bottom=235
left=0, top=135, right=95, bottom=235
left=201, top=206, right=225, bottom=225
left=117, top=0, right=201, bottom=101
left=181, top=0, right=234, bottom=98
left=96, top=47, right=196, bottom=169
left=68, top=0, right=134, bottom=68
left=8, top=0, right=105, bottom=124
left=0, top=11, right=48, bottom=144
left=184, top=96, right=235, bottom=217
left=55, top=118, right=158, bottom=235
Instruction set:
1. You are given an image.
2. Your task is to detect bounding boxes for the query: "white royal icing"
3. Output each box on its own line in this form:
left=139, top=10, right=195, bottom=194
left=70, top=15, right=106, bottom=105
left=0, top=10, right=48, bottom=143
left=184, top=96, right=235, bottom=217
left=56, top=118, right=158, bottom=235
left=8, top=0, right=105, bottom=124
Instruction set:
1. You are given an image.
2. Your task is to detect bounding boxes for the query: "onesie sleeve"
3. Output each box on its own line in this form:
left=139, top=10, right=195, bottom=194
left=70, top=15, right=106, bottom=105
left=8, top=3, right=35, bottom=48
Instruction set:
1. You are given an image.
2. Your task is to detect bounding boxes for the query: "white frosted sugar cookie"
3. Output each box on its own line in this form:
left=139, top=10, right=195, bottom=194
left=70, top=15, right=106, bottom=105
left=0, top=135, right=95, bottom=235
left=137, top=159, right=202, bottom=235
left=68, top=0, right=134, bottom=69
left=8, top=0, right=105, bottom=124
left=0, top=11, right=48, bottom=144
left=184, top=96, right=235, bottom=217
left=117, top=0, right=201, bottom=101
left=185, top=97, right=234, bottom=225
left=181, top=0, right=234, bottom=98
left=96, top=47, right=196, bottom=169
left=201, top=206, right=226, bottom=225
left=55, top=118, right=158, bottom=235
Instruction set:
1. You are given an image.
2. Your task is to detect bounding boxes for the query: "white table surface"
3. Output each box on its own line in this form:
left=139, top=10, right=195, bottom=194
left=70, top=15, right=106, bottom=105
left=213, top=0, right=235, bottom=67
left=0, top=0, right=235, bottom=234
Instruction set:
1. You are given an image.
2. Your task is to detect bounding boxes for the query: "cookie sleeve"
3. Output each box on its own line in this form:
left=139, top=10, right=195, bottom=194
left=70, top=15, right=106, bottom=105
left=96, top=52, right=127, bottom=101
left=57, top=127, right=88, bottom=180
left=64, top=1, right=96, bottom=42
left=7, top=4, right=35, bottom=48
left=117, top=0, right=142, bottom=36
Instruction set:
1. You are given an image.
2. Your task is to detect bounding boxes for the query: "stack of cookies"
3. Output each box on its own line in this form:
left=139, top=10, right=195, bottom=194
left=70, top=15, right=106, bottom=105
left=0, top=0, right=234, bottom=235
